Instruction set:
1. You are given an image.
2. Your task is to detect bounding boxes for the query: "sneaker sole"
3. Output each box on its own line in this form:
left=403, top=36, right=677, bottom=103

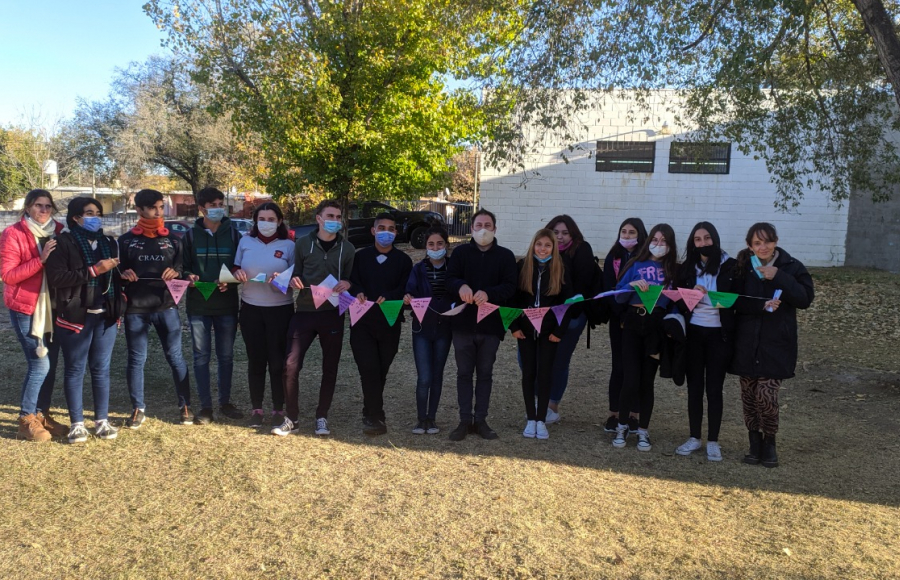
left=536, top=433, right=549, bottom=440
left=707, top=455, right=723, bottom=462
left=315, top=430, right=331, bottom=436
left=126, top=423, right=143, bottom=430
left=411, top=430, right=425, bottom=435
left=676, top=448, right=699, bottom=456
left=612, top=439, right=627, bottom=448
left=68, top=437, right=88, bottom=444
left=180, top=421, right=194, bottom=426
left=97, top=433, right=118, bottom=440
left=637, top=445, right=652, bottom=452
left=271, top=430, right=295, bottom=436
left=426, top=429, right=440, bottom=434
left=522, top=432, right=536, bottom=438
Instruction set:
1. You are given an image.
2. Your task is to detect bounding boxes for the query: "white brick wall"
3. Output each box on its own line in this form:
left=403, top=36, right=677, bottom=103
left=480, top=91, right=849, bottom=266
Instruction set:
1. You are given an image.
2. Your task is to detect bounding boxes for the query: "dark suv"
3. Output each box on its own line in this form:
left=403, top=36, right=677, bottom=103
left=290, top=201, right=444, bottom=249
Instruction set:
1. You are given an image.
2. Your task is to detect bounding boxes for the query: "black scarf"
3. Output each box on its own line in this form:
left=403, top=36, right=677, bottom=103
left=70, top=225, right=111, bottom=290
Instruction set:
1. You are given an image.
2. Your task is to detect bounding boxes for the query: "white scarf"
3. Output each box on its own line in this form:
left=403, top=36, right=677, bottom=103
left=23, top=216, right=56, bottom=357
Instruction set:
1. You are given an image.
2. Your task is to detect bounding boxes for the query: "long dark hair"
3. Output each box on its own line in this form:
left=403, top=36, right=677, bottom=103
left=608, top=217, right=647, bottom=259
left=618, top=223, right=678, bottom=286
left=251, top=202, right=289, bottom=239
left=736, top=222, right=778, bottom=277
left=677, top=221, right=723, bottom=287
left=545, top=214, right=584, bottom=256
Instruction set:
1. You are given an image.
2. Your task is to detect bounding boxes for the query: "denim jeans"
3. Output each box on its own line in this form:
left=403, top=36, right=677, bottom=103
left=9, top=309, right=60, bottom=416
left=124, top=308, right=191, bottom=410
left=453, top=331, right=500, bottom=422
left=411, top=322, right=452, bottom=421
left=188, top=314, right=237, bottom=409
left=57, top=313, right=117, bottom=423
left=549, top=313, right=587, bottom=403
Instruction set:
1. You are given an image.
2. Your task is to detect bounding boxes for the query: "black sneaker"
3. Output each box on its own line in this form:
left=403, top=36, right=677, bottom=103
left=363, top=417, right=388, bottom=436
left=604, top=416, right=618, bottom=433
left=411, top=421, right=426, bottom=435
left=627, top=416, right=639, bottom=435
left=179, top=406, right=195, bottom=425
left=448, top=421, right=471, bottom=441
left=247, top=409, right=265, bottom=428
left=195, top=408, right=214, bottom=425
left=219, top=403, right=244, bottom=420
left=426, top=420, right=440, bottom=434
left=125, top=409, right=146, bottom=430
left=474, top=420, right=499, bottom=440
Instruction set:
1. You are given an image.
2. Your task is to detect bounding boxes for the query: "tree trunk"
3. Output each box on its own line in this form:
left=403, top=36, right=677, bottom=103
left=853, top=0, right=900, bottom=108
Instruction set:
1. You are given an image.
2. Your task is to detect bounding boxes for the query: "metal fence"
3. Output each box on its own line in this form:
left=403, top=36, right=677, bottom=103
left=384, top=199, right=474, bottom=240
left=0, top=211, right=138, bottom=237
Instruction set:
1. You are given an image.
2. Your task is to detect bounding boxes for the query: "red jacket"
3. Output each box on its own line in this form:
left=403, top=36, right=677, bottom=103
left=0, top=217, right=65, bottom=315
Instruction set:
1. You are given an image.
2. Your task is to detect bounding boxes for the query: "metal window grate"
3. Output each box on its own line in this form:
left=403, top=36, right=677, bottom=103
left=595, top=141, right=656, bottom=173
left=668, top=142, right=731, bottom=174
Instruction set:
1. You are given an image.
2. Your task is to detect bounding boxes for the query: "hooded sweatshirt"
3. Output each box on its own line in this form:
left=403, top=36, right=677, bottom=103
left=292, top=229, right=355, bottom=312
left=181, top=217, right=241, bottom=316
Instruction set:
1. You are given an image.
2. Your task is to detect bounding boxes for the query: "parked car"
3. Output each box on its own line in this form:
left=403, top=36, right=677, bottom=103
left=164, top=220, right=191, bottom=238
left=288, top=201, right=444, bottom=249
left=231, top=218, right=253, bottom=236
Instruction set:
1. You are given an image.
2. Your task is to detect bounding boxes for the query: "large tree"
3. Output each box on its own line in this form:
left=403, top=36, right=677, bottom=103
left=144, top=0, right=520, bottom=207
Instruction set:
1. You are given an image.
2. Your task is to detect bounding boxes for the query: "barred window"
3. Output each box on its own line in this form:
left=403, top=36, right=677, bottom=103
left=595, top=141, right=656, bottom=173
left=668, top=142, right=731, bottom=174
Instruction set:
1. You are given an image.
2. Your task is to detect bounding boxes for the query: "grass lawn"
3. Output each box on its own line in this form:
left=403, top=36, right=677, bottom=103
left=0, top=266, right=897, bottom=579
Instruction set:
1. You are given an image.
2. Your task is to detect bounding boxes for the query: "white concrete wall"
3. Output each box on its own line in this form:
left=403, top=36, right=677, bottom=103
left=480, top=91, right=849, bottom=266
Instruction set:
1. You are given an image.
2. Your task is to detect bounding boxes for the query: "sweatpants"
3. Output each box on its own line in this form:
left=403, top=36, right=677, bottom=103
left=350, top=320, right=402, bottom=421
left=518, top=332, right=558, bottom=422
left=283, top=309, right=346, bottom=420
left=240, top=301, right=293, bottom=411
left=740, top=376, right=782, bottom=436
left=685, top=325, right=732, bottom=441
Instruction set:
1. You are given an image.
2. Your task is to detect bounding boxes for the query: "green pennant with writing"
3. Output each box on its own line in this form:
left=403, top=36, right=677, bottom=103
left=379, top=300, right=404, bottom=326
left=636, top=285, right=663, bottom=312
left=498, top=307, right=523, bottom=331
left=707, top=291, right=739, bottom=308
left=194, top=281, right=218, bottom=301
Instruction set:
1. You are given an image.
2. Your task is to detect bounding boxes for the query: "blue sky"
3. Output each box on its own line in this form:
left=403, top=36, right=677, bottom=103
left=0, top=1, right=168, bottom=126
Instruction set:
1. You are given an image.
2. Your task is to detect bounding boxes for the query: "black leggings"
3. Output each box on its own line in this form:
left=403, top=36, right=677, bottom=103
left=518, top=332, right=558, bottom=422
left=239, top=301, right=293, bottom=411
left=618, top=310, right=662, bottom=429
left=685, top=325, right=732, bottom=441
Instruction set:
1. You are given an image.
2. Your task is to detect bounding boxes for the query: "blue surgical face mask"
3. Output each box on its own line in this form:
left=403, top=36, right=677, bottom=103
left=323, top=220, right=342, bottom=234
left=375, top=231, right=396, bottom=247
left=81, top=216, right=103, bottom=232
left=205, top=207, right=226, bottom=222
left=534, top=254, right=552, bottom=264
left=426, top=248, right=446, bottom=260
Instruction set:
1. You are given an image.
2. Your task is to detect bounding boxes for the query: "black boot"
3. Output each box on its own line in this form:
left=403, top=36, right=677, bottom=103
left=743, top=431, right=762, bottom=465
left=761, top=434, right=779, bottom=468
left=448, top=420, right=472, bottom=441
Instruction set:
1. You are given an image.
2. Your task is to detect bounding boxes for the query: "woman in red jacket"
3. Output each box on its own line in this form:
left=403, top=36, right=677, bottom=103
left=0, top=189, right=67, bottom=442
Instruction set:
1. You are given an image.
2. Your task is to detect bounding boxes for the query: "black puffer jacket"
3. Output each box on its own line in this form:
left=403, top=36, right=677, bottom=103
left=728, top=248, right=814, bottom=380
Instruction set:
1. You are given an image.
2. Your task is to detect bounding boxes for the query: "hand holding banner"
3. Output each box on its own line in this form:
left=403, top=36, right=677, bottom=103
left=349, top=299, right=375, bottom=326
left=410, top=298, right=432, bottom=323
left=635, top=285, right=664, bottom=312
left=476, top=302, right=499, bottom=323
left=271, top=266, right=294, bottom=294
left=249, top=273, right=267, bottom=283
left=218, top=264, right=240, bottom=284
left=165, top=279, right=191, bottom=305
left=524, top=307, right=550, bottom=333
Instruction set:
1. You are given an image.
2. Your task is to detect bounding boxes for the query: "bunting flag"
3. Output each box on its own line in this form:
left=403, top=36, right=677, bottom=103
left=310, top=285, right=333, bottom=309
left=551, top=303, right=570, bottom=325
left=194, top=281, right=218, bottom=300
left=476, top=302, right=500, bottom=323
left=635, top=284, right=664, bottom=312
left=338, top=291, right=355, bottom=316
left=349, top=299, right=375, bottom=325
left=249, top=273, right=267, bottom=283
left=410, top=298, right=432, bottom=323
left=218, top=264, right=240, bottom=284
left=271, top=266, right=294, bottom=295
left=677, top=288, right=705, bottom=312
left=523, top=307, right=550, bottom=333
left=662, top=289, right=682, bottom=302
left=498, top=307, right=523, bottom=331
left=564, top=294, right=585, bottom=304
left=441, top=303, right=467, bottom=316
left=708, top=291, right=739, bottom=308
left=165, top=279, right=191, bottom=305
left=592, top=289, right=631, bottom=300
left=379, top=300, right=404, bottom=326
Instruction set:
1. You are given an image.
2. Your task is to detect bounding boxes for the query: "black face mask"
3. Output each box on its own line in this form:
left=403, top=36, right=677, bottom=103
left=698, top=245, right=718, bottom=258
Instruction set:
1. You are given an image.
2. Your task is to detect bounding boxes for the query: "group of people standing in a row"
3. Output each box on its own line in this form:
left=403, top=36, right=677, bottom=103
left=2, top=187, right=813, bottom=467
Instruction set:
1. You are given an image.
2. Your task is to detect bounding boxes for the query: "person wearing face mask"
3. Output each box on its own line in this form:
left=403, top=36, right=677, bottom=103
left=729, top=223, right=813, bottom=468
left=613, top=223, right=679, bottom=452
left=1, top=189, right=67, bottom=441
left=602, top=217, right=647, bottom=434
left=181, top=187, right=244, bottom=425
left=672, top=222, right=737, bottom=462
left=445, top=208, right=518, bottom=441
left=118, top=189, right=193, bottom=428
left=508, top=229, right=575, bottom=440
left=45, top=197, right=123, bottom=443
left=348, top=213, right=413, bottom=436
left=403, top=227, right=454, bottom=434
left=232, top=202, right=296, bottom=430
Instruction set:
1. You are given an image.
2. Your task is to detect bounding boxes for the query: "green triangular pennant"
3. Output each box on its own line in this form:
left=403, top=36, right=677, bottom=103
left=564, top=294, right=585, bottom=304
left=379, top=300, right=404, bottom=326
left=498, top=307, right=523, bottom=331
left=635, top=285, right=663, bottom=312
left=194, top=281, right=218, bottom=300
left=707, top=291, right=738, bottom=308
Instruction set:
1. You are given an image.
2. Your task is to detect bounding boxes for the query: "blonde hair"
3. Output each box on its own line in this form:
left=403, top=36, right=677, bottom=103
left=519, top=229, right=564, bottom=296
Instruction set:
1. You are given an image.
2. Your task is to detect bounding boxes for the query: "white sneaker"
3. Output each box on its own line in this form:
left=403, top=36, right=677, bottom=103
left=544, top=408, right=561, bottom=425
left=536, top=421, right=549, bottom=440
left=706, top=441, right=723, bottom=462
left=612, top=424, right=628, bottom=448
left=271, top=417, right=298, bottom=436
left=315, top=417, right=330, bottom=436
left=636, top=430, right=652, bottom=452
left=523, top=420, right=537, bottom=438
left=94, top=420, right=118, bottom=440
left=68, top=423, right=89, bottom=444
left=676, top=437, right=702, bottom=456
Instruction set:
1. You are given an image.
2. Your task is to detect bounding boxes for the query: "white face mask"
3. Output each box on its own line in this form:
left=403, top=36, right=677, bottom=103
left=472, top=228, right=495, bottom=246
left=257, top=221, right=278, bottom=237
left=649, top=243, right=668, bottom=258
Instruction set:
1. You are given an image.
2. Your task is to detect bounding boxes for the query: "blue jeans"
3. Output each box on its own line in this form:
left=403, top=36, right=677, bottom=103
left=188, top=314, right=237, bottom=409
left=57, top=313, right=117, bottom=423
left=411, top=323, right=452, bottom=421
left=9, top=309, right=60, bottom=416
left=125, top=308, right=191, bottom=410
left=549, top=313, right=587, bottom=403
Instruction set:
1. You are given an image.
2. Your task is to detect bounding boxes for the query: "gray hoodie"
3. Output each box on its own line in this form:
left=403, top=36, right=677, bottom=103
left=292, top=229, right=355, bottom=312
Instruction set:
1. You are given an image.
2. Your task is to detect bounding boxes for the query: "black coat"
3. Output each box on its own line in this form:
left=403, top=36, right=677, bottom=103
left=508, top=257, right=575, bottom=339
left=445, top=238, right=518, bottom=338
left=728, top=248, right=814, bottom=380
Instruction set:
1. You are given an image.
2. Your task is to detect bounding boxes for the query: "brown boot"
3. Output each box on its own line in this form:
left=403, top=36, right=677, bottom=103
left=17, top=414, right=52, bottom=442
left=37, top=412, right=68, bottom=438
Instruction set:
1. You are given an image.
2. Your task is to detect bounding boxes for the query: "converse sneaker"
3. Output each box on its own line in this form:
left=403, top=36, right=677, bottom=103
left=315, top=417, right=331, bottom=436
left=612, top=424, right=629, bottom=448
left=636, top=430, right=652, bottom=452
left=426, top=420, right=440, bottom=434
left=603, top=416, right=618, bottom=433
left=67, top=423, right=89, bottom=444
left=544, top=408, right=561, bottom=425
left=706, top=441, right=723, bottom=462
left=125, top=409, right=146, bottom=430
left=94, top=420, right=118, bottom=440
left=676, top=437, right=703, bottom=456
left=411, top=421, right=427, bottom=435
left=247, top=409, right=265, bottom=428
left=523, top=420, right=537, bottom=438
left=271, top=416, right=298, bottom=436
left=535, top=421, right=549, bottom=440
